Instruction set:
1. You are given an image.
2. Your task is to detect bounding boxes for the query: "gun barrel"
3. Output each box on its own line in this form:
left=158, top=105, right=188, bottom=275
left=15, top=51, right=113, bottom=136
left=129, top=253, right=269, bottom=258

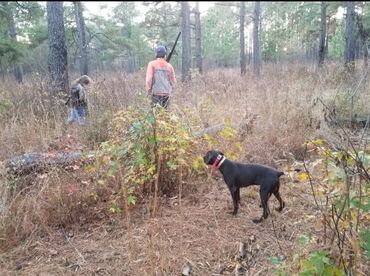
left=166, top=32, right=181, bottom=62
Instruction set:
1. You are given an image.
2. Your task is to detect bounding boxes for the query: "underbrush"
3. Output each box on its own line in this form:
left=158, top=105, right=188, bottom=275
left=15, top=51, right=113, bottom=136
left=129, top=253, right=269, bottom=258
left=1, top=63, right=370, bottom=274
left=0, top=97, right=244, bottom=250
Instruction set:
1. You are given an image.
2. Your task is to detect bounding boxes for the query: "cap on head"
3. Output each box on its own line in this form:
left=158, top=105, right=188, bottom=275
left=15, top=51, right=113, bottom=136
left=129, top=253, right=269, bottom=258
left=156, top=45, right=166, bottom=58
left=79, top=75, right=92, bottom=85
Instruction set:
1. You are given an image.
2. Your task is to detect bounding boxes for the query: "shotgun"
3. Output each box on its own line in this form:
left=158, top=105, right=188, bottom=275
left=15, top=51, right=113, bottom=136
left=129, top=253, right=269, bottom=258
left=166, top=32, right=181, bottom=63
left=65, top=96, right=71, bottom=105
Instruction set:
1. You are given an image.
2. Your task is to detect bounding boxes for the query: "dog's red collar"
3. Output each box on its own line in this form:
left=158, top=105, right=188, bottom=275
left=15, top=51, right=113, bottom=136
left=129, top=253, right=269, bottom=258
left=211, top=155, right=226, bottom=170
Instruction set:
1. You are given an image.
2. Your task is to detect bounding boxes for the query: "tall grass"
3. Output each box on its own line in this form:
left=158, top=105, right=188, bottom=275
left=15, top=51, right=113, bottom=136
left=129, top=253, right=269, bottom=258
left=0, top=62, right=369, bottom=251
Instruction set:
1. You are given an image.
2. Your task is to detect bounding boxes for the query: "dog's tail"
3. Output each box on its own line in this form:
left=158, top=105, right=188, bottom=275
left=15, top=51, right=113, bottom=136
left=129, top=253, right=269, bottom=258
left=279, top=168, right=301, bottom=177
left=278, top=171, right=284, bottom=177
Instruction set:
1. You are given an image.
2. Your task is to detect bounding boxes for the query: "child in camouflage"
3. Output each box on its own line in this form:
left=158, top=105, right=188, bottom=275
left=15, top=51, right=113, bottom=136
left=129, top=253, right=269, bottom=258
left=66, top=75, right=92, bottom=125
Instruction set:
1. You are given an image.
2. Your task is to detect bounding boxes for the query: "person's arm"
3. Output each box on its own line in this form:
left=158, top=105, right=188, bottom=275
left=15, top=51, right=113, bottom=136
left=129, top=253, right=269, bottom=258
left=168, top=63, right=176, bottom=88
left=145, top=62, right=154, bottom=95
left=78, top=85, right=86, bottom=102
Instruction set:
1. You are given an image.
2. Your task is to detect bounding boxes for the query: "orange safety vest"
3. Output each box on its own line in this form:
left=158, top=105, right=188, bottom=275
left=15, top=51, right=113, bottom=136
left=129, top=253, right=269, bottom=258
left=145, top=58, right=176, bottom=96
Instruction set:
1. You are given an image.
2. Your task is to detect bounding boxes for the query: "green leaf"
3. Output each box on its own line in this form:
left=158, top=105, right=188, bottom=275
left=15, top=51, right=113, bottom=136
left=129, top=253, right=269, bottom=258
left=350, top=197, right=370, bottom=212
left=362, top=200, right=370, bottom=212
left=300, top=259, right=316, bottom=276
left=0, top=98, right=12, bottom=113
left=323, top=266, right=345, bottom=276
left=310, top=250, right=330, bottom=274
left=166, top=159, right=177, bottom=170
left=360, top=229, right=370, bottom=259
left=299, top=250, right=344, bottom=276
left=128, top=195, right=137, bottom=205
left=109, top=205, right=122, bottom=213
left=147, top=114, right=156, bottom=124
left=107, top=160, right=118, bottom=177
left=349, top=197, right=360, bottom=209
left=298, top=234, right=311, bottom=246
left=268, top=255, right=284, bottom=266
left=119, top=147, right=128, bottom=157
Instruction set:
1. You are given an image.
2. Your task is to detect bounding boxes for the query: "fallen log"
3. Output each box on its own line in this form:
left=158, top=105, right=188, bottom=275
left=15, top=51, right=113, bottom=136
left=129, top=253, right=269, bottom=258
left=193, top=123, right=228, bottom=137
left=5, top=151, right=98, bottom=176
left=4, top=121, right=250, bottom=176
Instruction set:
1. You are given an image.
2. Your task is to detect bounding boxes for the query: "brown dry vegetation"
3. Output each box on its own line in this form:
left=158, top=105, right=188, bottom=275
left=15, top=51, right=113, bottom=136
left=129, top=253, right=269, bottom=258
left=0, top=63, right=369, bottom=275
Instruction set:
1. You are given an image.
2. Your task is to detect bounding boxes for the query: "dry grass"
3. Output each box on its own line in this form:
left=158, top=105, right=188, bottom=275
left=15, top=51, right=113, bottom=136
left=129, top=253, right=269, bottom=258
left=0, top=176, right=323, bottom=275
left=0, top=63, right=370, bottom=275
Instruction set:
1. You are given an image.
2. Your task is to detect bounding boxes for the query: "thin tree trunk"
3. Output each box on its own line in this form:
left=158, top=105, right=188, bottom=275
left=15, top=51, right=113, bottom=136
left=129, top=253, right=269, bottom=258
left=318, top=1, right=327, bottom=68
left=253, top=1, right=261, bottom=76
left=47, top=1, right=69, bottom=95
left=344, top=1, right=356, bottom=71
left=74, top=1, right=88, bottom=76
left=194, top=2, right=203, bottom=74
left=128, top=49, right=135, bottom=73
left=355, top=11, right=369, bottom=68
left=325, top=32, right=329, bottom=57
left=1, top=2, right=23, bottom=83
left=355, top=34, right=360, bottom=59
left=240, top=1, right=246, bottom=75
left=363, top=39, right=368, bottom=68
left=181, top=1, right=191, bottom=81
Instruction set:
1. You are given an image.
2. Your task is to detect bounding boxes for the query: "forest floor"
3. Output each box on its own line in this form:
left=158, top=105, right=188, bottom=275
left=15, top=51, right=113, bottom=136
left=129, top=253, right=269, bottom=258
left=0, top=157, right=322, bottom=276
left=2, top=66, right=370, bottom=275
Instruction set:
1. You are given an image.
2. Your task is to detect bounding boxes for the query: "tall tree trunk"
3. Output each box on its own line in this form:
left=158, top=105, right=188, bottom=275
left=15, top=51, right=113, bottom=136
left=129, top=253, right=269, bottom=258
left=181, top=1, right=191, bottom=81
left=355, top=34, right=360, bottom=59
left=253, top=1, right=261, bottom=76
left=240, top=1, right=246, bottom=75
left=344, top=1, right=356, bottom=71
left=74, top=1, right=88, bottom=76
left=318, top=1, right=326, bottom=68
left=194, top=2, right=202, bottom=74
left=1, top=2, right=23, bottom=83
left=355, top=12, right=369, bottom=68
left=363, top=39, right=368, bottom=68
left=128, top=49, right=135, bottom=73
left=47, top=2, right=69, bottom=95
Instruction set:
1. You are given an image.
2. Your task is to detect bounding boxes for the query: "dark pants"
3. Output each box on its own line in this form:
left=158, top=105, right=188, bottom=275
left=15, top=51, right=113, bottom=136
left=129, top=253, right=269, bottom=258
left=151, top=95, right=170, bottom=109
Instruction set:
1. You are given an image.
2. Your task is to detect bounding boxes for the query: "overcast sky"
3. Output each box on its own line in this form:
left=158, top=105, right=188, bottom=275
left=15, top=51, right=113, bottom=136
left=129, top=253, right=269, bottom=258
left=83, top=1, right=215, bottom=18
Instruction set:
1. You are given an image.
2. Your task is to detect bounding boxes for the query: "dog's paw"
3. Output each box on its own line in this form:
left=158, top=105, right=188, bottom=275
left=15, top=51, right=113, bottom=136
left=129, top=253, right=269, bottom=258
left=229, top=210, right=238, bottom=216
left=276, top=201, right=285, bottom=212
left=252, top=217, right=263, bottom=224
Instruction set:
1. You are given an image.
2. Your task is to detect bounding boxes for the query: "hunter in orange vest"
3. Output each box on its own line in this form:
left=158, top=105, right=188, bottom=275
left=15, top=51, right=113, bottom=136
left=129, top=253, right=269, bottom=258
left=145, top=46, right=176, bottom=108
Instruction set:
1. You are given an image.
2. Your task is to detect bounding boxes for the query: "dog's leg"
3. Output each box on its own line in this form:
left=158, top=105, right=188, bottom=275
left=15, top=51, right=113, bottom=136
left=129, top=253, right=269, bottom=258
left=273, top=180, right=285, bottom=212
left=228, top=186, right=239, bottom=216
left=259, top=193, right=272, bottom=208
left=273, top=191, right=285, bottom=212
left=253, top=188, right=270, bottom=223
left=237, top=187, right=241, bottom=206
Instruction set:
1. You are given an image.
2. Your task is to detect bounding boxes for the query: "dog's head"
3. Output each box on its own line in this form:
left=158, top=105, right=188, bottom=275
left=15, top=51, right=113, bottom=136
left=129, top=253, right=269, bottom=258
left=203, top=150, right=224, bottom=166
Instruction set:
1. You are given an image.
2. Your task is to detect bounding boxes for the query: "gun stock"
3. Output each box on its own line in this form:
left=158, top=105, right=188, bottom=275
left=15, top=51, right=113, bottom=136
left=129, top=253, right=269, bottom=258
left=65, top=96, right=71, bottom=105
left=166, top=32, right=181, bottom=62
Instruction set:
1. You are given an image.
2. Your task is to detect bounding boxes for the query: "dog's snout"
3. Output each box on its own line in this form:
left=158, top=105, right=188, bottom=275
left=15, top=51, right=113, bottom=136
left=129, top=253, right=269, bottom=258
left=203, top=152, right=210, bottom=164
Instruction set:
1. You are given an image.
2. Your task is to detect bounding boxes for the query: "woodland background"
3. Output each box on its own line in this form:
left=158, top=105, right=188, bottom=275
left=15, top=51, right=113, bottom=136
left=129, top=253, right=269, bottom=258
left=0, top=1, right=369, bottom=275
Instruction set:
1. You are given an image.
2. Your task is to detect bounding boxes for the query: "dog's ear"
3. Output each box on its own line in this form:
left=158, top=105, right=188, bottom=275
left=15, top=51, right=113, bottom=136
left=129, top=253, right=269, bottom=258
left=203, top=151, right=212, bottom=164
left=218, top=151, right=224, bottom=156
